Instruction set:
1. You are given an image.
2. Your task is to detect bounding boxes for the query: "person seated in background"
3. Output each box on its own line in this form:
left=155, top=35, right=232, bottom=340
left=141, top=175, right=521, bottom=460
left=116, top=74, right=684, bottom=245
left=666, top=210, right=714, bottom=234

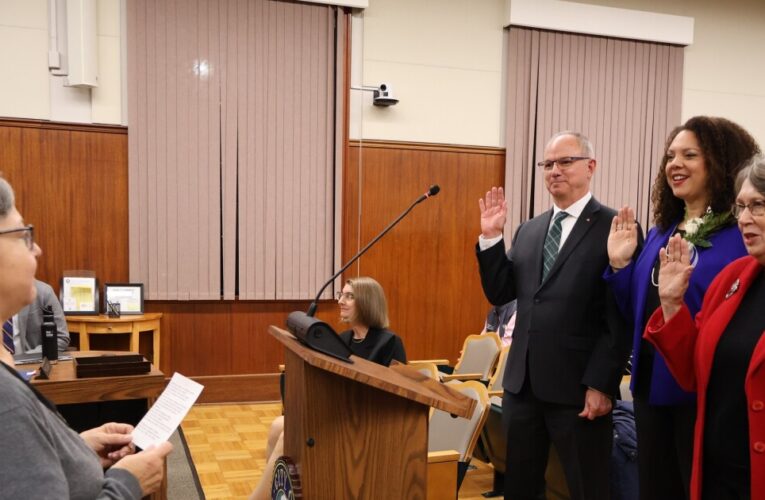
left=0, top=175, right=172, bottom=499
left=251, top=276, right=405, bottom=500
left=336, top=276, right=406, bottom=365
left=481, top=299, right=516, bottom=347
left=3, top=278, right=70, bottom=356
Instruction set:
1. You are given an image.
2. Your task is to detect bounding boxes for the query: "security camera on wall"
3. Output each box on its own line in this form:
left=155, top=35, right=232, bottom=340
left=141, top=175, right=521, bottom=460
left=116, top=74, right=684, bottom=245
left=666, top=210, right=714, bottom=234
left=373, top=83, right=399, bottom=107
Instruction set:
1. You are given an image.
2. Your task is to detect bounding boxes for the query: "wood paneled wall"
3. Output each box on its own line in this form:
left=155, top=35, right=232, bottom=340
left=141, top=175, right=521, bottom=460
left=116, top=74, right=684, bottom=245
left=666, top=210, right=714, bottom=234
left=0, top=119, right=505, bottom=391
left=0, top=119, right=130, bottom=286
left=343, top=140, right=505, bottom=363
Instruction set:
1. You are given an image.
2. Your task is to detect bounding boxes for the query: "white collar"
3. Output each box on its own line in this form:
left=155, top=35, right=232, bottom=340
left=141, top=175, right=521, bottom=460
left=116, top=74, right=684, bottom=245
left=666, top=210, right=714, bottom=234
left=552, top=192, right=592, bottom=219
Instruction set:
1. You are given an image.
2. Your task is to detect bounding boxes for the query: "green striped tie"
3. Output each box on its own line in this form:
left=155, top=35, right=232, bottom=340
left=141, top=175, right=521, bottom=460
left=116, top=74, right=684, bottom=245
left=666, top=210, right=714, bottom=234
left=542, top=211, right=569, bottom=280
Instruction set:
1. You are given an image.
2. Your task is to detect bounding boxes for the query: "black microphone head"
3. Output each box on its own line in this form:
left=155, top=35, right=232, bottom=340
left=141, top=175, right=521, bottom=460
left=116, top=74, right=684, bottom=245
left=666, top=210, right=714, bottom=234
left=427, top=185, right=440, bottom=197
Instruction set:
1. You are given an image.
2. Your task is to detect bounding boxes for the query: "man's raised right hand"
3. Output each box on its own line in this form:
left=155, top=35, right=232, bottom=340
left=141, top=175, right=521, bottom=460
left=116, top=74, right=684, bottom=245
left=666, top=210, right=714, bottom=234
left=479, top=187, right=508, bottom=239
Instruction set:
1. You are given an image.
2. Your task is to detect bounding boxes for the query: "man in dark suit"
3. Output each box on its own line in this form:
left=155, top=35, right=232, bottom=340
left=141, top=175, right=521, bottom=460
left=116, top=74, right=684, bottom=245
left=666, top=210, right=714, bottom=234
left=476, top=131, right=630, bottom=500
left=13, top=279, right=69, bottom=353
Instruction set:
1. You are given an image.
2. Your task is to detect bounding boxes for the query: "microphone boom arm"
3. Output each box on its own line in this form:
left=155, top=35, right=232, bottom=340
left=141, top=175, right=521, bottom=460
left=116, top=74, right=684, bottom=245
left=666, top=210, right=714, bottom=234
left=306, top=190, right=434, bottom=316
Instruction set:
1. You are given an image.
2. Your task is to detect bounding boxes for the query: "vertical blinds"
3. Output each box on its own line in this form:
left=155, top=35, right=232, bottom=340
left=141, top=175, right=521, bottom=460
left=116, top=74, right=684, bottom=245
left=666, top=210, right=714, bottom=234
left=504, top=27, right=683, bottom=234
left=128, top=0, right=342, bottom=300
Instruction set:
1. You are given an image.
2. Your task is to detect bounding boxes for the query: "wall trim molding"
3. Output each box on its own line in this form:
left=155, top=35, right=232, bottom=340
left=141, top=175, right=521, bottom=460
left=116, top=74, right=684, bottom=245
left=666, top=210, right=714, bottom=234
left=349, top=139, right=505, bottom=156
left=505, top=0, right=694, bottom=46
left=0, top=117, right=127, bottom=135
left=190, top=374, right=281, bottom=404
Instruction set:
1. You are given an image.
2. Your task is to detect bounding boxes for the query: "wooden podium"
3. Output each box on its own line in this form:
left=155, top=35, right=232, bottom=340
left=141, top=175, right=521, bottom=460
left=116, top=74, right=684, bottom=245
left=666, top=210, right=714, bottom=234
left=270, top=326, right=476, bottom=499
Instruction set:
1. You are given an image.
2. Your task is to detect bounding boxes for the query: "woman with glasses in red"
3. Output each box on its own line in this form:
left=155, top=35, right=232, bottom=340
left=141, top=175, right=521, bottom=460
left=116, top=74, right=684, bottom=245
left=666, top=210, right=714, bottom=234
left=0, top=176, right=172, bottom=499
left=646, top=154, right=765, bottom=500
left=605, top=116, right=760, bottom=499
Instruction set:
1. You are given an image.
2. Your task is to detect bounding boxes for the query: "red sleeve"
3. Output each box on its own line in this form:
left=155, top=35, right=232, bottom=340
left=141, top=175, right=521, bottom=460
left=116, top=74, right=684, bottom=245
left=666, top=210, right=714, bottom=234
left=644, top=305, right=698, bottom=392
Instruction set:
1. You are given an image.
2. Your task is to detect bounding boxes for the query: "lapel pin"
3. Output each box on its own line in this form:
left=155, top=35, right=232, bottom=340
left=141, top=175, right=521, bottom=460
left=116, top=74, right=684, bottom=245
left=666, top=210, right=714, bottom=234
left=725, top=279, right=740, bottom=299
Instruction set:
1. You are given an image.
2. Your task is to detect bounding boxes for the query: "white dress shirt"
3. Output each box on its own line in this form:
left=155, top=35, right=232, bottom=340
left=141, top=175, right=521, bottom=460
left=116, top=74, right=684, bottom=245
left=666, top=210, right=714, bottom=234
left=478, top=192, right=593, bottom=252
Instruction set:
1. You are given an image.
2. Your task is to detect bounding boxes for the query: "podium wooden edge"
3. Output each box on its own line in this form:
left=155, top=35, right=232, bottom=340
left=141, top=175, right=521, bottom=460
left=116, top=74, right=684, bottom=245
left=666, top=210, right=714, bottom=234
left=269, top=325, right=476, bottom=418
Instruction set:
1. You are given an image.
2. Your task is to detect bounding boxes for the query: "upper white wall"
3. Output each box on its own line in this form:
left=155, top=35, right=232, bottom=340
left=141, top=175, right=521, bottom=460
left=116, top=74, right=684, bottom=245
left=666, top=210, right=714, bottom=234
left=0, top=0, right=123, bottom=124
left=0, top=0, right=50, bottom=119
left=507, top=0, right=693, bottom=45
left=571, top=0, right=765, bottom=147
left=2, top=0, right=764, bottom=143
left=353, top=0, right=765, bottom=147
left=352, top=0, right=506, bottom=146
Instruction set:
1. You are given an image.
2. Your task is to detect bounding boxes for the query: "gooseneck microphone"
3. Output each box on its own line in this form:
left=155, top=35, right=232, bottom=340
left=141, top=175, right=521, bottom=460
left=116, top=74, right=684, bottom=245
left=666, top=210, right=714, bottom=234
left=307, top=184, right=439, bottom=317
left=286, top=184, right=440, bottom=361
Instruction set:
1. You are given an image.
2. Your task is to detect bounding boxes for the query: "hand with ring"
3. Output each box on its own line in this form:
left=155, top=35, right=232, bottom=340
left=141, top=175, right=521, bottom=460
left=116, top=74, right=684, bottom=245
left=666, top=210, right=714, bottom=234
left=657, top=234, right=693, bottom=320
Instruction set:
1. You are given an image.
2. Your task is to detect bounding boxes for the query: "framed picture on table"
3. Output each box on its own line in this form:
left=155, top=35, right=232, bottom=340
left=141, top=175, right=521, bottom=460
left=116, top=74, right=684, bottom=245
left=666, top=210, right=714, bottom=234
left=104, top=283, right=144, bottom=315
left=60, top=276, right=99, bottom=315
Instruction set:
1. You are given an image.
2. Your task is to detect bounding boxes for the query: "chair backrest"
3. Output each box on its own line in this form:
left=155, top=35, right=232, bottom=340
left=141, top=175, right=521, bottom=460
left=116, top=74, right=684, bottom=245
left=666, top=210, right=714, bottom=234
left=454, top=333, right=501, bottom=380
left=413, top=362, right=439, bottom=380
left=488, top=345, right=510, bottom=392
left=428, top=381, right=490, bottom=462
left=620, top=375, right=632, bottom=402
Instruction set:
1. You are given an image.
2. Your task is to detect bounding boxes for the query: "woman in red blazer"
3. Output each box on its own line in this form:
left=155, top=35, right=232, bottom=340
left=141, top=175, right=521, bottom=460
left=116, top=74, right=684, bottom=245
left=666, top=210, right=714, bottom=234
left=645, top=154, right=765, bottom=500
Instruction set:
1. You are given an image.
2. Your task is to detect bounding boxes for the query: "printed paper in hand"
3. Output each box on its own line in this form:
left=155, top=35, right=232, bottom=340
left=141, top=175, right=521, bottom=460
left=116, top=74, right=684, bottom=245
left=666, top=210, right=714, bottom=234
left=132, top=372, right=204, bottom=450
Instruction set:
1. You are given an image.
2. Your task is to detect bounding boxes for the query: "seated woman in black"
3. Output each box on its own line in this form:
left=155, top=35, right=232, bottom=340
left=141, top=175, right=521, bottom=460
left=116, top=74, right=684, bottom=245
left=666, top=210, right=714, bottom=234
left=250, top=276, right=406, bottom=500
left=337, top=276, right=406, bottom=366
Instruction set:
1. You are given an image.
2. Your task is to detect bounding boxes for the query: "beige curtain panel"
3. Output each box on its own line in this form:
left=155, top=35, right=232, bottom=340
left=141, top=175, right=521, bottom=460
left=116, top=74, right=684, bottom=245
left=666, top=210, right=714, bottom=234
left=128, top=0, right=342, bottom=300
left=504, top=27, right=684, bottom=235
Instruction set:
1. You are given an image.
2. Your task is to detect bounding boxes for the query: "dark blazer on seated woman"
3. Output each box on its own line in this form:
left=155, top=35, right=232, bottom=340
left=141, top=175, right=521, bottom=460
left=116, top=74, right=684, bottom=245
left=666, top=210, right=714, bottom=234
left=339, top=327, right=406, bottom=367
left=645, top=256, right=765, bottom=500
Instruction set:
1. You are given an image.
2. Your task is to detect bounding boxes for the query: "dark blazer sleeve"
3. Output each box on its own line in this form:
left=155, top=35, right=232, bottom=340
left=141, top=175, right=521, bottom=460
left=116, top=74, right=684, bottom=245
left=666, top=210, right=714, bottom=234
left=370, top=330, right=407, bottom=366
left=389, top=335, right=407, bottom=365
left=476, top=224, right=525, bottom=306
left=582, top=286, right=633, bottom=396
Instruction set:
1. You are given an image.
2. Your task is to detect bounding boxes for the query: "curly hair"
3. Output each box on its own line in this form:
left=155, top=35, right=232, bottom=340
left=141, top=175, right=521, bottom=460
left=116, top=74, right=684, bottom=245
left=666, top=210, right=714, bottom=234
left=651, top=116, right=760, bottom=229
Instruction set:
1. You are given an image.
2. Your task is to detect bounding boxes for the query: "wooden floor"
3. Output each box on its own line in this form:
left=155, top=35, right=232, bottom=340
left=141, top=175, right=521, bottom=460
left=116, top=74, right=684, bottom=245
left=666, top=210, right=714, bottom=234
left=182, top=403, right=500, bottom=499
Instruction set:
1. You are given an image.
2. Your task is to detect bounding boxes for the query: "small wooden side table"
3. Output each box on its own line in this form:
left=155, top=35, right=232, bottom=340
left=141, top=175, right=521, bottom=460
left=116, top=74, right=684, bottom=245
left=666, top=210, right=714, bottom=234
left=66, top=313, right=163, bottom=367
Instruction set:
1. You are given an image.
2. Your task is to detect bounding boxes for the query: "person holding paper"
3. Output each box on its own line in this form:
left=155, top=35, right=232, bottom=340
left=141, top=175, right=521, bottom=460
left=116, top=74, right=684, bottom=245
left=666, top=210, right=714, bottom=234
left=0, top=175, right=172, bottom=499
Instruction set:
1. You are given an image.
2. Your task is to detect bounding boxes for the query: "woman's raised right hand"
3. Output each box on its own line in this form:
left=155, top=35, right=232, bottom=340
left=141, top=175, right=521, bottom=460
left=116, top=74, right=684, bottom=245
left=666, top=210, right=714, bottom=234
left=608, top=206, right=638, bottom=270
left=657, top=234, right=693, bottom=321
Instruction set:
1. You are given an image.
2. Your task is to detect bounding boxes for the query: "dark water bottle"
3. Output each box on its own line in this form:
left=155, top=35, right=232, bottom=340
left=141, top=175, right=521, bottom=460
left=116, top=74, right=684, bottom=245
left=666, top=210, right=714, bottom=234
left=41, top=305, right=58, bottom=361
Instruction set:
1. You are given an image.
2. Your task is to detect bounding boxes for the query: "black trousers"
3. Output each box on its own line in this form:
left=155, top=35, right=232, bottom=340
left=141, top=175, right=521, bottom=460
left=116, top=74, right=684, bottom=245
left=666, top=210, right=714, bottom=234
left=633, top=396, right=695, bottom=500
left=502, top=387, right=612, bottom=500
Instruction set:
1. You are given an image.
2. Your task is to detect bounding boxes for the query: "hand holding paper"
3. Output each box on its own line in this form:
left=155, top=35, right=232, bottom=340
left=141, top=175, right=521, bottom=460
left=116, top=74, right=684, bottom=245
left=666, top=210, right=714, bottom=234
left=132, top=372, right=204, bottom=450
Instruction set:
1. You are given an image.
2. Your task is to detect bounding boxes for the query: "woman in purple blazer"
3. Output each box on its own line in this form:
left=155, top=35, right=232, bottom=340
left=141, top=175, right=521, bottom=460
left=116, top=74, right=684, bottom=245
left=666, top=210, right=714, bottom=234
left=604, top=116, right=759, bottom=499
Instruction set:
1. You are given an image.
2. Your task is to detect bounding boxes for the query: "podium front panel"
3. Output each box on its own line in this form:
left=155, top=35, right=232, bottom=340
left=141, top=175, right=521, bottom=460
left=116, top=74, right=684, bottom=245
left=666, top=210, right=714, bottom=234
left=283, top=348, right=429, bottom=499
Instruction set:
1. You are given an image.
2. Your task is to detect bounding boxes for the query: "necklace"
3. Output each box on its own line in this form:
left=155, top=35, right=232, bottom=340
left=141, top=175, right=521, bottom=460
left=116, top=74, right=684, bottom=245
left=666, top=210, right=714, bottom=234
left=651, top=265, right=660, bottom=288
left=352, top=337, right=365, bottom=343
